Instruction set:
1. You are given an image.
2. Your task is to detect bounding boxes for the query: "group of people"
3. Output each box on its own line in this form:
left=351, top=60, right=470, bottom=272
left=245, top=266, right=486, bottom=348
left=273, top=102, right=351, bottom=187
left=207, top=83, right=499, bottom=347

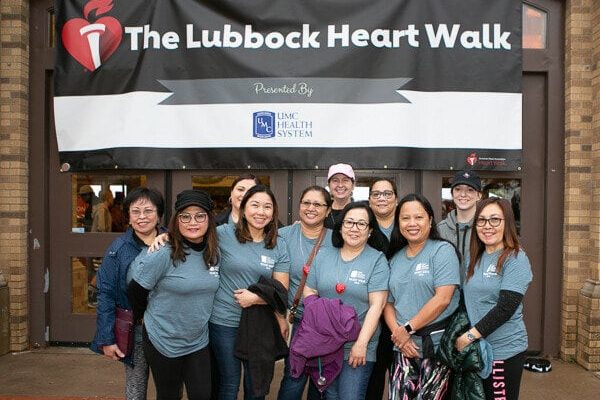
left=91, top=164, right=532, bottom=400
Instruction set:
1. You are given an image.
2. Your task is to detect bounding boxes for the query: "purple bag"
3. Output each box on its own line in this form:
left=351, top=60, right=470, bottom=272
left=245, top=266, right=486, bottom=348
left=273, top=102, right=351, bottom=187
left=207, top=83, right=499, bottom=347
left=114, top=307, right=134, bottom=357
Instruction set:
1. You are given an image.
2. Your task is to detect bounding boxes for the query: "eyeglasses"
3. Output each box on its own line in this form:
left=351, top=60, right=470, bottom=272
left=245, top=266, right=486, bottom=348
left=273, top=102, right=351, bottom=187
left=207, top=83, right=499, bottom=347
left=342, top=219, right=369, bottom=230
left=370, top=190, right=395, bottom=199
left=300, top=201, right=328, bottom=209
left=130, top=208, right=157, bottom=218
left=178, top=212, right=208, bottom=224
left=475, top=217, right=504, bottom=227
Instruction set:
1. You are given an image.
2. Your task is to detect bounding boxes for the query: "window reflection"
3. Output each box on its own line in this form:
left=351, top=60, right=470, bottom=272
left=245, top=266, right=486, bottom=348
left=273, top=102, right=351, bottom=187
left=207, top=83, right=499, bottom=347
left=72, top=174, right=147, bottom=233
left=191, top=175, right=271, bottom=215
left=72, top=256, right=102, bottom=314
left=523, top=4, right=547, bottom=49
left=441, top=177, right=521, bottom=234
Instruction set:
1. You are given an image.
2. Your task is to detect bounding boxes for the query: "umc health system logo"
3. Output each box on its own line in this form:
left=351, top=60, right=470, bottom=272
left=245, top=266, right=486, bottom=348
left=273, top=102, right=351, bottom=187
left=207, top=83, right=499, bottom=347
left=253, top=111, right=314, bottom=139
left=61, top=0, right=123, bottom=71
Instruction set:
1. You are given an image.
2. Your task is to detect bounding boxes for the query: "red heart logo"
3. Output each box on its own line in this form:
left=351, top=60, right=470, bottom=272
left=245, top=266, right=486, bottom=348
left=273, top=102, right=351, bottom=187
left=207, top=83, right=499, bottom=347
left=335, top=283, right=346, bottom=294
left=62, top=16, right=122, bottom=71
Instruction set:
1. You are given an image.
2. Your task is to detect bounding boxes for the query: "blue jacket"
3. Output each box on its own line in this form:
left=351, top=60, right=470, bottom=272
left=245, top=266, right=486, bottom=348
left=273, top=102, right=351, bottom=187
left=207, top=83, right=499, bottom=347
left=90, top=227, right=165, bottom=363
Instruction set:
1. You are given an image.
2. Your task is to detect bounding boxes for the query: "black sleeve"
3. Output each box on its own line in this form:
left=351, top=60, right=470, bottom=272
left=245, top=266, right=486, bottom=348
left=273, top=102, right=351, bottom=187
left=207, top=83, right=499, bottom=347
left=127, top=279, right=150, bottom=323
left=473, top=290, right=523, bottom=338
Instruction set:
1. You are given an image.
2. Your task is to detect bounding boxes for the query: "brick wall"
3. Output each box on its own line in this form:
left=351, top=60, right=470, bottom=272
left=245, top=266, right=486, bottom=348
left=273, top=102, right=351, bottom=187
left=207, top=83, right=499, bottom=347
left=0, top=0, right=29, bottom=352
left=0, top=0, right=598, bottom=369
left=563, top=0, right=600, bottom=370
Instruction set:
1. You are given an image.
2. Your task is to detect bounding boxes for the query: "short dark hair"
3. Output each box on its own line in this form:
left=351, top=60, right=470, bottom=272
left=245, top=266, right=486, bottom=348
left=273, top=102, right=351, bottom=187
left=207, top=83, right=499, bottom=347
left=123, top=187, right=165, bottom=220
left=331, top=201, right=388, bottom=252
left=235, top=185, right=279, bottom=249
left=300, top=185, right=332, bottom=207
left=369, top=178, right=398, bottom=196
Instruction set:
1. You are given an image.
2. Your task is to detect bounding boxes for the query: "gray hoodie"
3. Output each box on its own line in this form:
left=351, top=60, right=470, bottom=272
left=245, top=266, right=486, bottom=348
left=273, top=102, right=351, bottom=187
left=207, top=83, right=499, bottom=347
left=437, top=210, right=473, bottom=284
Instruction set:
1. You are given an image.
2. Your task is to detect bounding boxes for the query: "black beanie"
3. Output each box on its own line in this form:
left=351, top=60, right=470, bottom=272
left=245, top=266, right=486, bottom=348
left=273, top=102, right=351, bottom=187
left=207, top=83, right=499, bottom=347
left=174, top=190, right=214, bottom=212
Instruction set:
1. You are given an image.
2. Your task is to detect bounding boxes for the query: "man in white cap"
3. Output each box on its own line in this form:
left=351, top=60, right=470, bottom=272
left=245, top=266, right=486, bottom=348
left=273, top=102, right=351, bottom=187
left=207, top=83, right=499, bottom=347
left=324, top=163, right=355, bottom=229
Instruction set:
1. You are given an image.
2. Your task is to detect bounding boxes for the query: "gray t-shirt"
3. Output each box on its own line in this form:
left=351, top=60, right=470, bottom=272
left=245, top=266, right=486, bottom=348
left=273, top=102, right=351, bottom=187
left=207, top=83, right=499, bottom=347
left=210, top=223, right=291, bottom=327
left=278, top=223, right=332, bottom=316
left=379, top=223, right=394, bottom=240
left=306, top=245, right=389, bottom=362
left=131, top=244, right=220, bottom=358
left=388, top=240, right=460, bottom=354
left=464, top=249, right=532, bottom=360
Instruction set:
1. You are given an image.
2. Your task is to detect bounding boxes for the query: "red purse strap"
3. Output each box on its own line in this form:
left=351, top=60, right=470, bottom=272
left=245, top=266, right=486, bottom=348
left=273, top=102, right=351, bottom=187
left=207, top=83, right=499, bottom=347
left=290, top=228, right=327, bottom=313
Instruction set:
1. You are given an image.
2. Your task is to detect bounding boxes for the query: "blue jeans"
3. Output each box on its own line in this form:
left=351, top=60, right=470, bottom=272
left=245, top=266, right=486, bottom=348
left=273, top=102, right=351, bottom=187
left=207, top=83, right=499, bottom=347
left=277, top=320, right=321, bottom=400
left=325, top=361, right=374, bottom=400
left=209, top=322, right=264, bottom=400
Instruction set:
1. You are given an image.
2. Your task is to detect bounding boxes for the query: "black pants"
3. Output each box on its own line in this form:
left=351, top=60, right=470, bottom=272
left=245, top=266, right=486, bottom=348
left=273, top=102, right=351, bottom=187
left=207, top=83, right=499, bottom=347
left=483, top=351, right=526, bottom=400
left=365, top=321, right=393, bottom=400
left=143, top=328, right=212, bottom=400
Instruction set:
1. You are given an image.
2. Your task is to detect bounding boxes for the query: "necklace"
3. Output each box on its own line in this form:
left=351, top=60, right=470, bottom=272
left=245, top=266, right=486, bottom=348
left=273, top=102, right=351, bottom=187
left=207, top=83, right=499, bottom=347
left=336, top=249, right=361, bottom=294
left=299, top=224, right=322, bottom=276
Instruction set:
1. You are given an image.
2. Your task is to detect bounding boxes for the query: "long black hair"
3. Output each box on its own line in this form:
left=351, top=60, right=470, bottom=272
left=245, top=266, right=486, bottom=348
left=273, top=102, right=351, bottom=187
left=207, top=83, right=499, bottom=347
left=387, top=193, right=458, bottom=259
left=235, top=185, right=279, bottom=249
left=331, top=201, right=388, bottom=253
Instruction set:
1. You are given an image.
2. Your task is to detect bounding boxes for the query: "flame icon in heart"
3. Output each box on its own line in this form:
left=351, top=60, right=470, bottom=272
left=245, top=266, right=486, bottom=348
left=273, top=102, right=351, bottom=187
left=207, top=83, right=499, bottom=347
left=61, top=0, right=122, bottom=71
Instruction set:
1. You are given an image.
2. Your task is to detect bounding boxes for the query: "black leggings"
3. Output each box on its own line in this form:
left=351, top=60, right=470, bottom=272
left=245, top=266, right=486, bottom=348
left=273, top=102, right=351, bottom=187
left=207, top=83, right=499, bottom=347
left=143, top=328, right=212, bottom=400
left=483, top=351, right=526, bottom=400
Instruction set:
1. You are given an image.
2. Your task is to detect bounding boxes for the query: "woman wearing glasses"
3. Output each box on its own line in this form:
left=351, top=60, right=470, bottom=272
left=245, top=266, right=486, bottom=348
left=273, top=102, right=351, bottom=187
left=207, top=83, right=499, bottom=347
left=368, top=178, right=398, bottom=241
left=128, top=190, right=220, bottom=399
left=455, top=198, right=532, bottom=400
left=384, top=193, right=460, bottom=398
left=277, top=185, right=333, bottom=400
left=366, top=179, right=397, bottom=400
left=210, top=185, right=290, bottom=400
left=91, top=187, right=165, bottom=400
left=303, top=202, right=389, bottom=400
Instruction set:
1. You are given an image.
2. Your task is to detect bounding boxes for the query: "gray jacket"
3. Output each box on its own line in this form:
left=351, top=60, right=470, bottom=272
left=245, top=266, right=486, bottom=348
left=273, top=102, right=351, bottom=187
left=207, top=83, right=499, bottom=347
left=437, top=210, right=473, bottom=284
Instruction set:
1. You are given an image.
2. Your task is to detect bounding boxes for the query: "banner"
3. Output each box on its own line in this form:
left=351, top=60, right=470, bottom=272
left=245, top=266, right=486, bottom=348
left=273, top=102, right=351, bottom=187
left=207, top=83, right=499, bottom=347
left=54, top=0, right=522, bottom=171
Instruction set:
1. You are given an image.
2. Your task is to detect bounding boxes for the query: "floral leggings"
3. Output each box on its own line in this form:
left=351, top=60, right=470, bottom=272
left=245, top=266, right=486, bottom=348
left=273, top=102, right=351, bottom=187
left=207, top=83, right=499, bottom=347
left=388, top=351, right=451, bottom=400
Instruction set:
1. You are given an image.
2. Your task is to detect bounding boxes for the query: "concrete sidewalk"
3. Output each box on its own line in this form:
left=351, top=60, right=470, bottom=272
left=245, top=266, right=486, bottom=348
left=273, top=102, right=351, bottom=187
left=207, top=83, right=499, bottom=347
left=0, top=347, right=599, bottom=399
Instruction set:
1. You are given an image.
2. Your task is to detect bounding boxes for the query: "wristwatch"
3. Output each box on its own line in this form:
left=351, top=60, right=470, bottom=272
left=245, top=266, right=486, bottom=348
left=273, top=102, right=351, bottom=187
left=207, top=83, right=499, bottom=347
left=404, top=322, right=415, bottom=335
left=466, top=331, right=477, bottom=342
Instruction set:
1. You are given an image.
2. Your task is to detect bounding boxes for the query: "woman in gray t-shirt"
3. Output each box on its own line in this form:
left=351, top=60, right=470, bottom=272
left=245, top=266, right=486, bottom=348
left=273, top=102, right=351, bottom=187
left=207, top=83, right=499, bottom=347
left=384, top=193, right=460, bottom=399
left=456, top=198, right=532, bottom=400
left=303, top=202, right=389, bottom=400
left=129, top=189, right=220, bottom=400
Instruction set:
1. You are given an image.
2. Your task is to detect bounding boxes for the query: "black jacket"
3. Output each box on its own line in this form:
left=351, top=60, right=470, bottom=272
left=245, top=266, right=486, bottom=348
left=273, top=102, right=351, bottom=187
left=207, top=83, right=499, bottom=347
left=437, top=308, right=486, bottom=400
left=234, top=276, right=289, bottom=397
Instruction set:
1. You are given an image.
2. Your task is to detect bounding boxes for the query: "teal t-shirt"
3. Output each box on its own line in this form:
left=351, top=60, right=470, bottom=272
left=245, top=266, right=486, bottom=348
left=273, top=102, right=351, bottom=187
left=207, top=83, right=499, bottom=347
left=210, top=223, right=291, bottom=327
left=379, top=223, right=394, bottom=240
left=130, top=244, right=220, bottom=358
left=464, top=249, right=532, bottom=360
left=278, top=224, right=332, bottom=316
left=388, top=239, right=460, bottom=354
left=306, top=245, right=389, bottom=362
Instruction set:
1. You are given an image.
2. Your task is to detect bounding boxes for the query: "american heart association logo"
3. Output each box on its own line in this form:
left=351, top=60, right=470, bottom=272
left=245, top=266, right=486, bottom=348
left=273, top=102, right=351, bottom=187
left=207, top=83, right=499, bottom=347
left=61, top=0, right=122, bottom=72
